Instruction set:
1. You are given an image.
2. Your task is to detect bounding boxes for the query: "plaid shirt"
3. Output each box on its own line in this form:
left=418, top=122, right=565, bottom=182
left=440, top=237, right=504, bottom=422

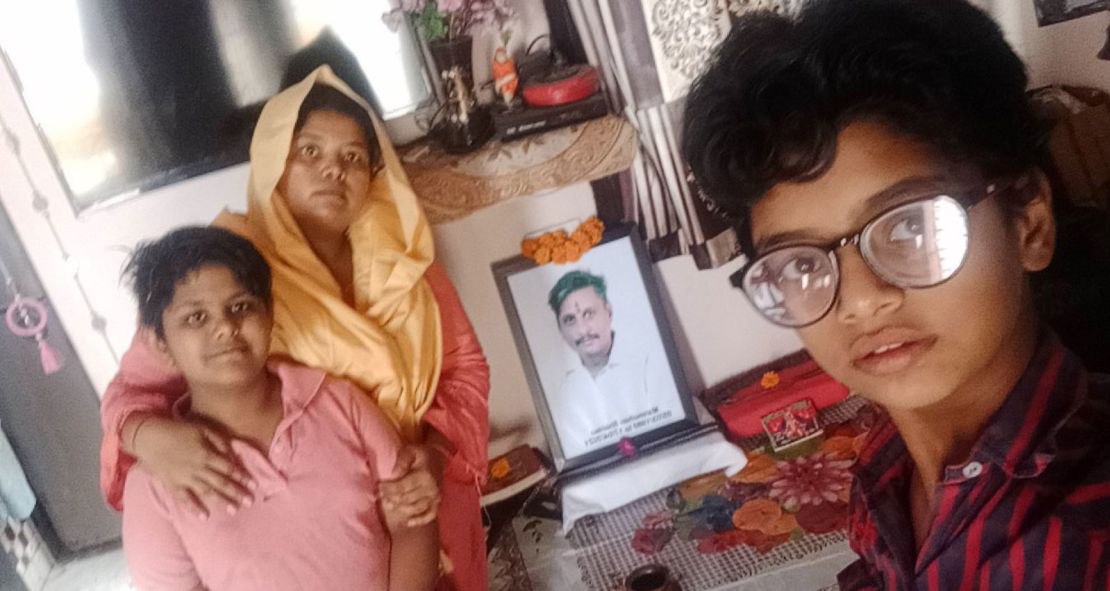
left=838, top=333, right=1110, bottom=590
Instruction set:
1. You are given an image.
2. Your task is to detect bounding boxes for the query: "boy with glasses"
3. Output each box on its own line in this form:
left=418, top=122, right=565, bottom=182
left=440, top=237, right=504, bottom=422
left=683, top=0, right=1110, bottom=588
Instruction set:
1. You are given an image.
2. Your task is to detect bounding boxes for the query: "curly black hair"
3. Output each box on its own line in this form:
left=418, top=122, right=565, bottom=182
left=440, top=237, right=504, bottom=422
left=682, top=0, right=1047, bottom=221
left=124, top=226, right=272, bottom=337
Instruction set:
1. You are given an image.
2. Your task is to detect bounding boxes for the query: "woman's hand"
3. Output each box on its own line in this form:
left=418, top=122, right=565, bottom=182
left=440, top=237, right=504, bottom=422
left=379, top=444, right=442, bottom=528
left=130, top=416, right=255, bottom=518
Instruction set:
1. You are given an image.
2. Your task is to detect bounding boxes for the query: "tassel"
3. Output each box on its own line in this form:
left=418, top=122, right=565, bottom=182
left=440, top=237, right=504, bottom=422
left=37, top=337, right=63, bottom=374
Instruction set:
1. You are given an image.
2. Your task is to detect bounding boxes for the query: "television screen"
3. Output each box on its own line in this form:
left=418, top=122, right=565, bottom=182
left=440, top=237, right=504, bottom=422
left=0, top=0, right=430, bottom=212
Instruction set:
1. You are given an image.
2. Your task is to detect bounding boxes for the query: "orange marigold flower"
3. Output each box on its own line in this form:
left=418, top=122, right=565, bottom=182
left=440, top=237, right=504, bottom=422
left=521, top=238, right=539, bottom=257
left=534, top=246, right=552, bottom=264
left=551, top=245, right=569, bottom=264
left=760, top=371, right=780, bottom=389
left=490, top=458, right=511, bottom=480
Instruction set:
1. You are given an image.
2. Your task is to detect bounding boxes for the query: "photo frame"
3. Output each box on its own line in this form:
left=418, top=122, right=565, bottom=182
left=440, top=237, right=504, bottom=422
left=492, top=224, right=700, bottom=473
left=1033, top=0, right=1107, bottom=26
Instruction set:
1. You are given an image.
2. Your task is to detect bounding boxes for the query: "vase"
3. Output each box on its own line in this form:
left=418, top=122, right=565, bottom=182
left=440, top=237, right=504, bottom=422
left=429, top=35, right=476, bottom=91
left=427, top=35, right=493, bottom=153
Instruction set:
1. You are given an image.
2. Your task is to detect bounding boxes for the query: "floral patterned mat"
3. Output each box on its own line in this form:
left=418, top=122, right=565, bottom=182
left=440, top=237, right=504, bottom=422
left=629, top=398, right=877, bottom=558
left=489, top=397, right=875, bottom=591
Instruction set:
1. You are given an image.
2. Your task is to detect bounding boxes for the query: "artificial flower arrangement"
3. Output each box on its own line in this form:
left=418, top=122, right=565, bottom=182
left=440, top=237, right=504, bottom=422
left=383, top=0, right=514, bottom=42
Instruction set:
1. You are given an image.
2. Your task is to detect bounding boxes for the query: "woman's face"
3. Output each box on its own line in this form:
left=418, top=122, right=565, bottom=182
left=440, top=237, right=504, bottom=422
left=277, top=109, right=374, bottom=238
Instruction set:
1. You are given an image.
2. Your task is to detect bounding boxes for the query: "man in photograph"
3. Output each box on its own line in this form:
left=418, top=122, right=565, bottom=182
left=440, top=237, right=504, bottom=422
left=545, top=270, right=678, bottom=458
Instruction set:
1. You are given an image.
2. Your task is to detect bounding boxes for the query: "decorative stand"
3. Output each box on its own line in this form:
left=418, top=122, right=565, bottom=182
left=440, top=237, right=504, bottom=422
left=428, top=35, right=494, bottom=153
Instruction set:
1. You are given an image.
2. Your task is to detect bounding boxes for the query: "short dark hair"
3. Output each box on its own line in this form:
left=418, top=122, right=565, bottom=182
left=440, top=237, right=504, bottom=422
left=548, top=270, right=608, bottom=317
left=682, top=0, right=1046, bottom=222
left=125, top=226, right=272, bottom=337
left=295, top=85, right=382, bottom=170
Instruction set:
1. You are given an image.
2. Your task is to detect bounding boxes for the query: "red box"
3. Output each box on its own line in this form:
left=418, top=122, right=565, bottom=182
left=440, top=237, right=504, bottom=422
left=715, top=359, right=849, bottom=438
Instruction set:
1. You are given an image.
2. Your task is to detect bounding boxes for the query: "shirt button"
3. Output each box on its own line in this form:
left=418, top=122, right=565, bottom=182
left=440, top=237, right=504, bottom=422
left=962, top=462, right=984, bottom=478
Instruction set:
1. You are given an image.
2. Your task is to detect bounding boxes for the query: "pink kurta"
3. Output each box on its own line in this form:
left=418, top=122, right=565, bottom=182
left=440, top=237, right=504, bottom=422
left=122, top=360, right=401, bottom=591
left=102, top=262, right=490, bottom=591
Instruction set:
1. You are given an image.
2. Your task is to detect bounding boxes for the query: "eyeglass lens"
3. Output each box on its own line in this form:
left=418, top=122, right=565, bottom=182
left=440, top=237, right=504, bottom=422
left=741, top=195, right=971, bottom=327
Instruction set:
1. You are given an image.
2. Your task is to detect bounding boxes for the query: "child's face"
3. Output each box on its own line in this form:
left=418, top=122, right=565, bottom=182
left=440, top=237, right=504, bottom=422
left=157, top=264, right=272, bottom=390
left=748, top=120, right=1054, bottom=411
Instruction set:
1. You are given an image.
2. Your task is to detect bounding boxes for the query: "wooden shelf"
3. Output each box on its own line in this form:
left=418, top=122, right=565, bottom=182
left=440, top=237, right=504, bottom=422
left=400, top=115, right=637, bottom=224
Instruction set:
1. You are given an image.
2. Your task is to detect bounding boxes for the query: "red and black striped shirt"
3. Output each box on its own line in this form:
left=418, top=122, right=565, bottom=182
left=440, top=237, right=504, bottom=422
left=838, top=333, right=1110, bottom=590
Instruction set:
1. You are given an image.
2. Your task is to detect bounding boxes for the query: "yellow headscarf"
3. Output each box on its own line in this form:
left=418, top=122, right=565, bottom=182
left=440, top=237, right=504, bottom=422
left=214, top=66, right=442, bottom=442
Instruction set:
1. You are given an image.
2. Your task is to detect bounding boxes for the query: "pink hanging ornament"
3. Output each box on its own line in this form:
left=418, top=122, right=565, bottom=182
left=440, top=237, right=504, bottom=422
left=5, top=294, right=63, bottom=375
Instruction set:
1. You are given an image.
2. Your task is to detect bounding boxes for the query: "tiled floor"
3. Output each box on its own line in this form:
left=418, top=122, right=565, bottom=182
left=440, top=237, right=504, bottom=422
left=41, top=550, right=131, bottom=591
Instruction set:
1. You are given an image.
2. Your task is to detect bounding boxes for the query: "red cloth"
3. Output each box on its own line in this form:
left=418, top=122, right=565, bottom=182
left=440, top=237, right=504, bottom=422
left=100, top=261, right=490, bottom=591
left=715, top=359, right=849, bottom=438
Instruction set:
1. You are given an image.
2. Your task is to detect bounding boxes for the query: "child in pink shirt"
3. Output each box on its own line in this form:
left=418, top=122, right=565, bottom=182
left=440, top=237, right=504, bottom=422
left=119, top=226, right=438, bottom=591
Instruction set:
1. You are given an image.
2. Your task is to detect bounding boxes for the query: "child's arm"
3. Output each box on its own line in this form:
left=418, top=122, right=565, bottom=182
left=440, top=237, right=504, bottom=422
left=341, top=378, right=442, bottom=590
left=384, top=513, right=440, bottom=591
left=102, top=331, right=252, bottom=516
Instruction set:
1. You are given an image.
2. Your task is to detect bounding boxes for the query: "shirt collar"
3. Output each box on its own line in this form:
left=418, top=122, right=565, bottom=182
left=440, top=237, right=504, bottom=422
left=854, top=329, right=1089, bottom=493
left=965, top=330, right=1087, bottom=479
left=170, top=358, right=329, bottom=424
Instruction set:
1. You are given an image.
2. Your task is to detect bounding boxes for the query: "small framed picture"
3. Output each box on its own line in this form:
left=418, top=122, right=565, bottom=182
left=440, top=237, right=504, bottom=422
left=761, top=399, right=823, bottom=451
left=492, top=224, right=700, bottom=472
left=1033, top=0, right=1107, bottom=26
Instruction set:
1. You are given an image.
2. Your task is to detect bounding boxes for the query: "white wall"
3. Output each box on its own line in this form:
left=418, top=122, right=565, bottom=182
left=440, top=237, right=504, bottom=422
left=432, top=184, right=800, bottom=456
left=978, top=0, right=1110, bottom=90
left=0, top=61, right=251, bottom=392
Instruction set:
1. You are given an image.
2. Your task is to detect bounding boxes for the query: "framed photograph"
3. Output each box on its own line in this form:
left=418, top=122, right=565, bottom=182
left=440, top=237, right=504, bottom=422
left=492, top=224, right=700, bottom=472
left=1033, top=0, right=1107, bottom=26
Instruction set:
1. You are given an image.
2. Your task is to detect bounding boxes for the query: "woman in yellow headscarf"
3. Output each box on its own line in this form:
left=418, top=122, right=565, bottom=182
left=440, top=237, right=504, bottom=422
left=99, top=67, right=490, bottom=591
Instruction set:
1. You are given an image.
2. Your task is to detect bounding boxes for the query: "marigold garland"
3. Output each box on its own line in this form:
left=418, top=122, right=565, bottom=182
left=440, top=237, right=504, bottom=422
left=520, top=216, right=605, bottom=264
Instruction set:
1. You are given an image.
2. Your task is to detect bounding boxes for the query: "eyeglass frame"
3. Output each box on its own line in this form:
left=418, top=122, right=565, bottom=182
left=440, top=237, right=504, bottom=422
left=729, top=180, right=1013, bottom=328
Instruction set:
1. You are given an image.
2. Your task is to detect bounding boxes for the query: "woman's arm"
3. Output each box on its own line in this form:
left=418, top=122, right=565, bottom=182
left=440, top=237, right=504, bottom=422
left=101, top=332, right=251, bottom=514
left=420, top=262, right=491, bottom=485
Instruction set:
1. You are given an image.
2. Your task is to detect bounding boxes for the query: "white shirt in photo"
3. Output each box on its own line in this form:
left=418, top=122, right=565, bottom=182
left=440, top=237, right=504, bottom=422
left=547, top=333, right=685, bottom=458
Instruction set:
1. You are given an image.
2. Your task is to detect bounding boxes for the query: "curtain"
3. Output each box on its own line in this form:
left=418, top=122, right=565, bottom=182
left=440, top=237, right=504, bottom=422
left=567, top=0, right=804, bottom=268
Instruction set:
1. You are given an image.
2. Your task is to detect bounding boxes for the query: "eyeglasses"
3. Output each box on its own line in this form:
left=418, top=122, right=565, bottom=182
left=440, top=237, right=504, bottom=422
left=731, top=183, right=1007, bottom=328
